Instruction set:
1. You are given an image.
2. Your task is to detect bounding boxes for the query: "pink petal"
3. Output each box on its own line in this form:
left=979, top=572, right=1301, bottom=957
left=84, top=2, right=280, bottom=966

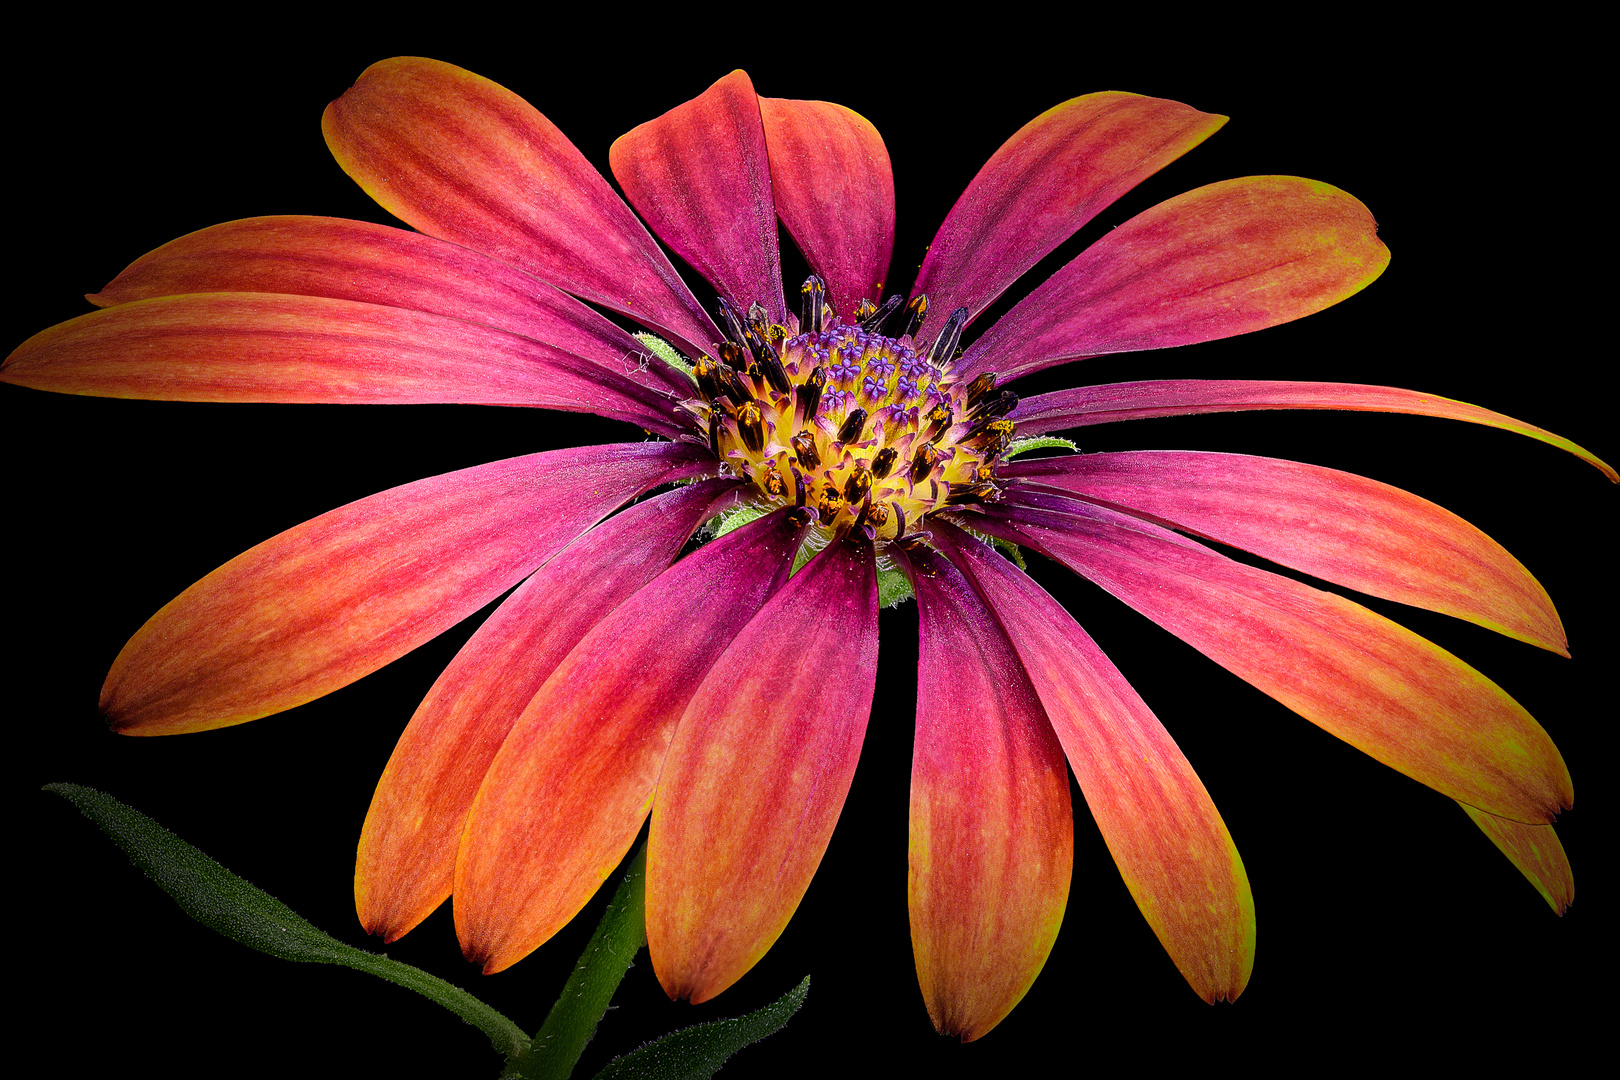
left=356, top=478, right=740, bottom=943
left=759, top=95, right=894, bottom=317
left=88, top=216, right=695, bottom=398
left=975, top=496, right=1572, bottom=824
left=647, top=537, right=878, bottom=1004
left=931, top=522, right=1253, bottom=1004
left=453, top=509, right=809, bottom=974
left=321, top=57, right=718, bottom=357
left=958, top=177, right=1390, bottom=382
left=893, top=540, right=1072, bottom=1042
left=1007, top=451, right=1567, bottom=653
left=610, top=71, right=785, bottom=323
left=2, top=293, right=686, bottom=435
left=911, top=93, right=1225, bottom=342
left=1459, top=803, right=1574, bottom=914
left=101, top=440, right=711, bottom=735
left=1008, top=379, right=1618, bottom=481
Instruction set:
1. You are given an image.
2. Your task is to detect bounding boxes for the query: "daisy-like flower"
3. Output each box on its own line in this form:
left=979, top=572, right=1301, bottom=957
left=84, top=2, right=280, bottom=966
left=8, top=57, right=1610, bottom=1046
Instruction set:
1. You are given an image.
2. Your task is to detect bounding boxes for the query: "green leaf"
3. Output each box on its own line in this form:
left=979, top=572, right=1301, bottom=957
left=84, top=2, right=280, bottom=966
left=45, top=783, right=529, bottom=1062
left=517, top=844, right=649, bottom=1080
left=590, top=976, right=810, bottom=1080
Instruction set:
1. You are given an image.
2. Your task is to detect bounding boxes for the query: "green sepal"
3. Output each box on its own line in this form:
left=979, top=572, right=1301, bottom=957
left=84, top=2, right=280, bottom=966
left=589, top=976, right=810, bottom=1080
left=634, top=332, right=695, bottom=378
left=44, top=783, right=530, bottom=1062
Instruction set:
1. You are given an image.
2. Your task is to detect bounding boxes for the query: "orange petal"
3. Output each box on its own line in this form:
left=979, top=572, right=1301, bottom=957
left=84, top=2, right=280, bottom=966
left=102, top=441, right=709, bottom=734
left=1460, top=803, right=1574, bottom=914
left=356, top=479, right=738, bottom=942
left=933, top=521, right=1253, bottom=1003
left=453, top=509, right=808, bottom=974
left=647, top=537, right=878, bottom=1003
left=894, top=540, right=1072, bottom=1042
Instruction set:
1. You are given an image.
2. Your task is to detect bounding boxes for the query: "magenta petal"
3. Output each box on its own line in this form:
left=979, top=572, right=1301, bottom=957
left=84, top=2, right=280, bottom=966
left=102, top=440, right=712, bottom=735
left=611, top=71, right=785, bottom=323
left=958, top=176, right=1389, bottom=381
left=357, top=478, right=740, bottom=942
left=895, top=540, right=1072, bottom=1042
left=910, top=92, right=1224, bottom=342
left=1008, top=379, right=1618, bottom=481
left=930, top=521, right=1253, bottom=1004
left=759, top=96, right=895, bottom=317
left=1007, top=451, right=1567, bottom=653
left=322, top=58, right=718, bottom=357
left=453, top=509, right=808, bottom=975
left=974, top=495, right=1573, bottom=824
left=88, top=216, right=695, bottom=398
left=647, top=537, right=878, bottom=1004
left=2, top=293, right=687, bottom=436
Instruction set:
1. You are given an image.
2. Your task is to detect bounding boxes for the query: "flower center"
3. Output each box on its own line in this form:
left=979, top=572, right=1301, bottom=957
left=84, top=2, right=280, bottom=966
left=693, top=277, right=1017, bottom=545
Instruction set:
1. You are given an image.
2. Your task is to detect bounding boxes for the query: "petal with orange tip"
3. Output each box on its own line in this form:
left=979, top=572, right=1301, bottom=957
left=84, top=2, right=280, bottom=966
left=357, top=479, right=739, bottom=943
left=1460, top=803, right=1574, bottom=915
left=932, top=521, right=1253, bottom=1004
left=453, top=509, right=808, bottom=975
left=977, top=495, right=1573, bottom=825
left=959, top=176, right=1390, bottom=382
left=101, top=440, right=710, bottom=735
left=911, top=92, right=1225, bottom=342
left=894, top=540, right=1072, bottom=1042
left=647, top=536, right=878, bottom=1004
left=322, top=57, right=717, bottom=357
left=611, top=71, right=786, bottom=324
left=1006, top=451, right=1567, bottom=653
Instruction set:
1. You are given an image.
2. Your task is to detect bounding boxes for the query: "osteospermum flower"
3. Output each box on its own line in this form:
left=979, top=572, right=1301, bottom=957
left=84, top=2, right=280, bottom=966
left=7, top=59, right=1610, bottom=1041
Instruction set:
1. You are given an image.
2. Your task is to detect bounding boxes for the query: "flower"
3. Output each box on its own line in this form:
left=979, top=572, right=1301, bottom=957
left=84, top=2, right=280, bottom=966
left=7, top=57, right=1610, bottom=1044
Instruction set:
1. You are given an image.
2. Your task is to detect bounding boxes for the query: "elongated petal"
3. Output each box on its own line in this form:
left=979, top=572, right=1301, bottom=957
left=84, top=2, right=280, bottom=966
left=88, top=216, right=694, bottom=397
left=322, top=57, right=718, bottom=357
left=611, top=71, right=785, bottom=323
left=931, top=522, right=1253, bottom=1003
left=910, top=93, right=1225, bottom=341
left=759, top=96, right=894, bottom=317
left=2, top=293, right=685, bottom=435
left=357, top=479, right=740, bottom=942
left=974, top=495, right=1572, bottom=823
left=1009, top=379, right=1618, bottom=481
left=454, top=509, right=808, bottom=974
left=102, top=441, right=711, bottom=735
left=1460, top=803, right=1574, bottom=914
left=958, top=177, right=1390, bottom=382
left=1007, top=451, right=1566, bottom=653
left=894, top=541, right=1071, bottom=1042
left=648, top=537, right=878, bottom=1004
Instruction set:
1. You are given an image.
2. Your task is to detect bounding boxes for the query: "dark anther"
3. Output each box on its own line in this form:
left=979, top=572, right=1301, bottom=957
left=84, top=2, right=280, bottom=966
left=707, top=407, right=723, bottom=456
left=844, top=464, right=873, bottom=505
left=816, top=484, right=845, bottom=526
left=909, top=443, right=939, bottom=484
left=716, top=298, right=748, bottom=346
left=837, top=408, right=868, bottom=444
left=760, top=351, right=792, bottom=395
left=967, top=416, right=1016, bottom=447
left=866, top=501, right=891, bottom=530
left=797, top=365, right=826, bottom=423
left=970, top=390, right=1018, bottom=421
left=870, top=446, right=898, bottom=480
left=762, top=466, right=786, bottom=498
left=713, top=362, right=751, bottom=405
left=786, top=505, right=816, bottom=529
left=943, top=481, right=999, bottom=507
left=902, top=294, right=929, bottom=338
left=962, top=372, right=998, bottom=410
left=857, top=294, right=903, bottom=333
left=737, top=400, right=765, bottom=453
left=800, top=274, right=826, bottom=334
left=716, top=340, right=746, bottom=368
left=694, top=354, right=721, bottom=401
left=852, top=298, right=879, bottom=324
left=974, top=459, right=996, bottom=483
left=791, top=430, right=822, bottom=470
left=928, top=306, right=970, bottom=366
left=923, top=403, right=953, bottom=443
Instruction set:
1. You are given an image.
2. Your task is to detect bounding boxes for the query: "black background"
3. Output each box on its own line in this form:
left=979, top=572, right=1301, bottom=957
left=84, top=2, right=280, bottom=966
left=10, top=21, right=1611, bottom=1077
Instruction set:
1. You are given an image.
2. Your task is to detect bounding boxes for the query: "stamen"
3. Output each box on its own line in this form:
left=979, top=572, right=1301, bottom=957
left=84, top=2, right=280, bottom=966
left=928, top=306, right=969, bottom=366
left=791, top=430, right=822, bottom=470
left=797, top=366, right=826, bottom=423
left=837, top=408, right=868, bottom=444
left=800, top=274, right=826, bottom=334
left=962, top=372, right=998, bottom=410
left=716, top=298, right=748, bottom=346
left=909, top=443, right=938, bottom=484
left=760, top=350, right=792, bottom=395
left=844, top=463, right=873, bottom=504
left=694, top=354, right=721, bottom=401
left=736, top=400, right=766, bottom=452
left=902, top=294, right=929, bottom=338
left=858, top=294, right=903, bottom=333
left=970, top=390, right=1018, bottom=421
left=816, top=484, right=845, bottom=526
left=852, top=298, right=879, bottom=324
left=923, top=404, right=952, bottom=443
left=870, top=447, right=898, bottom=480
